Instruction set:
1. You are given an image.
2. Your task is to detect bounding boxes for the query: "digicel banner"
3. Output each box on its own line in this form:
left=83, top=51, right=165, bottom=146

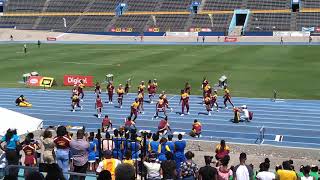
left=63, top=75, right=94, bottom=87
left=27, top=76, right=43, bottom=86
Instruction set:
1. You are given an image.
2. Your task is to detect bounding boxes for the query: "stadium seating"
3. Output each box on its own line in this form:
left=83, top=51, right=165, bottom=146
left=0, top=16, right=36, bottom=29
left=152, top=15, right=190, bottom=32
left=203, top=0, right=243, bottom=11
left=296, top=12, right=320, bottom=30
left=70, top=16, right=114, bottom=32
left=46, top=0, right=91, bottom=12
left=246, top=13, right=291, bottom=31
left=246, top=0, right=290, bottom=10
left=112, top=15, right=150, bottom=32
left=190, top=14, right=231, bottom=32
left=301, top=0, right=320, bottom=8
left=159, top=0, right=193, bottom=11
left=5, top=0, right=46, bottom=12
left=126, top=0, right=159, bottom=12
left=36, top=16, right=78, bottom=31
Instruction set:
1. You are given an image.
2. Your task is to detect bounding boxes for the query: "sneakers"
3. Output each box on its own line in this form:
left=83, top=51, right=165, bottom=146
left=141, top=111, right=144, bottom=114
left=216, top=109, right=219, bottom=112
left=180, top=114, right=184, bottom=116
left=120, top=106, right=122, bottom=109
left=170, top=108, right=173, bottom=112
left=225, top=106, right=228, bottom=109
left=98, top=114, right=101, bottom=118
left=80, top=106, right=83, bottom=110
left=110, top=102, right=113, bottom=104
left=72, top=109, right=75, bottom=112
left=80, top=99, right=83, bottom=102
left=208, top=112, right=211, bottom=116
left=187, top=112, right=190, bottom=115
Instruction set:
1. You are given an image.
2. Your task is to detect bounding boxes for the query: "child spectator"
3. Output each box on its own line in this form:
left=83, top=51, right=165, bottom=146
left=215, top=140, right=230, bottom=160
left=256, top=159, right=275, bottom=180
left=217, top=155, right=233, bottom=180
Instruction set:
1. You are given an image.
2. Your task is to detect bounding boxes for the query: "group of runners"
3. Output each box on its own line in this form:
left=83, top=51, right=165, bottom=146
left=70, top=78, right=237, bottom=120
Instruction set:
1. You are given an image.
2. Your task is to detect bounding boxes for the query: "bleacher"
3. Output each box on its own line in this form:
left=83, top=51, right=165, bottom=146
left=71, top=16, right=114, bottom=32
left=246, top=0, right=290, bottom=10
left=5, top=0, right=46, bottom=12
left=0, top=16, right=36, bottom=29
left=159, top=0, right=192, bottom=11
left=301, top=0, right=320, bottom=8
left=36, top=16, right=78, bottom=31
left=190, top=14, right=231, bottom=32
left=88, top=0, right=121, bottom=12
left=246, top=13, right=291, bottom=31
left=153, top=15, right=189, bottom=32
left=46, top=0, right=91, bottom=12
left=113, top=15, right=150, bottom=32
left=296, top=12, right=320, bottom=30
left=203, top=0, right=243, bottom=11
left=126, top=0, right=159, bottom=12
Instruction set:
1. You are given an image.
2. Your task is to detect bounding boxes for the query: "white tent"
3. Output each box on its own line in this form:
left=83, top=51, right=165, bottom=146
left=0, top=107, right=43, bottom=136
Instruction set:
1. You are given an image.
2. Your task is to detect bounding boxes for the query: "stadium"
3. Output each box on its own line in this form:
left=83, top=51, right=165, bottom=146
left=0, top=0, right=320, bottom=179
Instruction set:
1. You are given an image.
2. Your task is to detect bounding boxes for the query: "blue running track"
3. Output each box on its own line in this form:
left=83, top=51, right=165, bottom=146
left=0, top=88, right=319, bottom=149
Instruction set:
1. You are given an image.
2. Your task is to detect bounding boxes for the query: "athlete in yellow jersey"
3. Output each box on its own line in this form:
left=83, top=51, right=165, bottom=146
left=138, top=81, right=145, bottom=95
left=180, top=89, right=190, bottom=116
left=78, top=80, right=85, bottom=101
left=211, top=90, right=219, bottom=112
left=117, top=84, right=124, bottom=108
left=71, top=94, right=82, bottom=112
left=154, top=96, right=167, bottom=118
left=129, top=98, right=140, bottom=121
left=204, top=94, right=212, bottom=116
left=138, top=92, right=144, bottom=114
left=223, top=86, right=234, bottom=109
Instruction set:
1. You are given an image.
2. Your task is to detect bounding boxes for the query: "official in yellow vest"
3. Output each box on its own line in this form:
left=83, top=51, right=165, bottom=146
left=96, top=150, right=121, bottom=180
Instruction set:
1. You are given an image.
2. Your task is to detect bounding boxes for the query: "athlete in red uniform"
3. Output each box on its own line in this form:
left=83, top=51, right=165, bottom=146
left=78, top=80, right=85, bottom=101
left=138, top=81, right=145, bottom=95
left=223, top=86, right=234, bottom=109
left=106, top=81, right=114, bottom=104
left=130, top=98, right=140, bottom=121
left=117, top=84, right=125, bottom=108
left=204, top=94, right=212, bottom=116
left=94, top=82, right=101, bottom=94
left=180, top=89, right=190, bottom=116
left=185, top=82, right=191, bottom=95
left=72, top=86, right=79, bottom=96
left=147, top=80, right=156, bottom=103
left=138, top=92, right=144, bottom=114
left=71, top=93, right=82, bottom=112
left=154, top=96, right=167, bottom=118
left=211, top=90, right=219, bottom=112
left=95, top=95, right=103, bottom=118
left=160, top=91, right=173, bottom=112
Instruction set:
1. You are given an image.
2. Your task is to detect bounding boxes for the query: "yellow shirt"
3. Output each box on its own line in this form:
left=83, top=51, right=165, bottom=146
left=224, top=88, right=230, bottom=95
left=153, top=82, right=158, bottom=87
left=204, top=85, right=211, bottom=92
left=205, top=97, right=211, bottom=103
left=181, top=93, right=189, bottom=100
left=138, top=93, right=143, bottom=99
left=138, top=85, right=145, bottom=91
left=132, top=101, right=140, bottom=109
left=123, top=159, right=134, bottom=166
left=117, top=88, right=124, bottom=94
left=277, top=169, right=297, bottom=180
left=215, top=144, right=230, bottom=152
left=79, top=83, right=85, bottom=89
left=211, top=94, right=218, bottom=100
left=72, top=95, right=79, bottom=100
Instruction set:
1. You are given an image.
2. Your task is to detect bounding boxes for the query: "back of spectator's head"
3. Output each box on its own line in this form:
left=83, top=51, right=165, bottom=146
left=276, top=165, right=283, bottom=171
left=76, top=129, right=85, bottom=139
left=105, top=132, right=110, bottom=139
left=27, top=132, right=34, bottom=139
left=130, top=133, right=137, bottom=141
left=311, top=165, right=318, bottom=172
left=185, top=151, right=195, bottom=160
left=148, top=152, right=157, bottom=162
left=160, top=137, right=167, bottom=144
left=168, top=134, right=173, bottom=141
left=303, top=165, right=311, bottom=176
left=45, top=163, right=65, bottom=180
left=4, top=129, right=14, bottom=142
left=125, top=150, right=132, bottom=160
left=114, top=129, right=119, bottom=137
left=43, top=130, right=52, bottom=139
left=220, top=140, right=226, bottom=146
left=147, top=133, right=152, bottom=139
left=165, top=152, right=174, bottom=160
left=178, top=133, right=183, bottom=140
left=119, top=130, right=124, bottom=137
left=204, top=156, right=213, bottom=165
left=194, top=119, right=198, bottom=123
left=239, top=152, right=247, bottom=162
left=105, top=115, right=109, bottom=118
left=221, top=155, right=230, bottom=166
left=300, top=165, right=305, bottom=172
left=115, top=163, right=135, bottom=180
left=152, top=133, right=159, bottom=141
left=89, top=132, right=94, bottom=138
left=104, top=150, right=113, bottom=159
left=282, top=161, right=291, bottom=170
left=24, top=138, right=31, bottom=145
left=26, top=171, right=44, bottom=180
left=56, top=126, right=67, bottom=137
left=97, top=170, right=112, bottom=180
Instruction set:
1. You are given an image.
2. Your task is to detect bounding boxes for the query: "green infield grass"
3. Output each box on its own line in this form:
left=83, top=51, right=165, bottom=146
left=0, top=43, right=319, bottom=99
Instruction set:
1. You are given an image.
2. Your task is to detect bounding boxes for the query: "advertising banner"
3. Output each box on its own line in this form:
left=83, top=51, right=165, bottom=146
left=63, top=75, right=94, bottom=87
left=27, top=76, right=43, bottom=86
left=224, top=37, right=238, bottom=42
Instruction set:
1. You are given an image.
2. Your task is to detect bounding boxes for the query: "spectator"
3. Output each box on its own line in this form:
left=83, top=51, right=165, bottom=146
left=149, top=134, right=160, bottom=155
left=124, top=117, right=136, bottom=133
left=88, top=132, right=97, bottom=171
left=256, top=160, right=275, bottom=180
left=112, top=129, right=123, bottom=160
left=25, top=171, right=44, bottom=180
left=180, top=151, right=198, bottom=180
left=96, top=150, right=121, bottom=180
left=161, top=152, right=177, bottom=180
left=158, top=137, right=168, bottom=162
left=215, top=140, right=230, bottom=160
left=127, top=133, right=140, bottom=160
left=166, top=134, right=175, bottom=153
left=102, top=132, right=114, bottom=152
left=174, top=134, right=187, bottom=176
left=143, top=152, right=161, bottom=180
left=44, top=163, right=66, bottom=180
left=276, top=161, right=297, bottom=180
left=41, top=130, right=55, bottom=164
left=123, top=150, right=134, bottom=166
left=70, top=129, right=90, bottom=180
left=310, top=166, right=319, bottom=180
left=300, top=166, right=315, bottom=180
left=115, top=163, right=135, bottom=180
left=157, top=116, right=172, bottom=135
left=0, top=129, right=20, bottom=178
left=53, top=126, right=71, bottom=179
left=217, top=155, right=233, bottom=180
left=145, top=133, right=152, bottom=154
left=97, top=170, right=112, bottom=180
left=298, top=166, right=305, bottom=178
left=233, top=153, right=253, bottom=180
left=198, top=156, right=217, bottom=180
left=22, top=138, right=37, bottom=176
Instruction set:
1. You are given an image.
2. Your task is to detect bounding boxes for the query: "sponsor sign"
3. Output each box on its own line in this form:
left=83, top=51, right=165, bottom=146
left=224, top=37, right=238, bottom=42
left=315, top=27, right=320, bottom=32
left=63, top=75, right=94, bottom=87
left=110, top=27, right=133, bottom=32
left=148, top=28, right=160, bottom=32
left=273, top=31, right=310, bottom=37
left=190, top=28, right=212, bottom=32
left=302, top=27, right=315, bottom=32
left=40, top=77, right=54, bottom=87
left=27, top=76, right=43, bottom=86
left=165, top=32, right=198, bottom=37
left=47, top=37, right=56, bottom=41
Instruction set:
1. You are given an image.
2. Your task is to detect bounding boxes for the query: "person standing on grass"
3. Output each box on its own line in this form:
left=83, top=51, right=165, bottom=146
left=233, top=153, right=254, bottom=180
left=37, top=40, right=41, bottom=48
left=70, top=129, right=90, bottom=180
left=280, top=37, right=283, bottom=45
left=107, top=81, right=115, bottom=104
left=24, top=43, right=27, bottom=54
left=117, top=84, right=125, bottom=108
left=202, top=36, right=206, bottom=43
left=223, top=86, right=234, bottom=109
left=309, top=36, right=312, bottom=44
left=125, top=79, right=131, bottom=94
left=180, top=89, right=190, bottom=116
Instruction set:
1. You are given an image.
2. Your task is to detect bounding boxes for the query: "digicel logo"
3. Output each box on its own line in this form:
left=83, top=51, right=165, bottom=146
left=29, top=78, right=39, bottom=84
left=67, top=77, right=88, bottom=84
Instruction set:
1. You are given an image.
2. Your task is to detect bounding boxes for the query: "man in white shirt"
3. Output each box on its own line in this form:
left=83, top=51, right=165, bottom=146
left=240, top=105, right=250, bottom=122
left=234, top=153, right=253, bottom=180
left=143, top=152, right=161, bottom=179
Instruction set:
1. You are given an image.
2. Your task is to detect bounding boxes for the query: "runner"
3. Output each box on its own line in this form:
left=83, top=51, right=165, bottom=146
left=138, top=81, right=145, bottom=95
left=223, top=86, right=234, bottom=109
left=95, top=95, right=103, bottom=118
left=180, top=89, right=190, bottom=116
left=72, top=85, right=79, bottom=96
left=78, top=79, right=85, bottom=101
left=94, top=82, right=101, bottom=94
left=138, top=92, right=144, bottom=114
left=106, top=81, right=115, bottom=104
left=147, top=80, right=156, bottom=103
left=129, top=98, right=140, bottom=121
left=203, top=83, right=212, bottom=101
left=154, top=96, right=167, bottom=118
left=117, top=84, right=125, bottom=108
left=160, top=91, right=173, bottom=112
left=204, top=94, right=212, bottom=116
left=211, top=90, right=219, bottom=112
left=185, top=82, right=191, bottom=95
left=125, top=79, right=131, bottom=95
left=71, top=93, right=82, bottom=112
left=153, top=79, right=158, bottom=94
left=202, top=77, right=209, bottom=99
left=102, top=115, right=112, bottom=132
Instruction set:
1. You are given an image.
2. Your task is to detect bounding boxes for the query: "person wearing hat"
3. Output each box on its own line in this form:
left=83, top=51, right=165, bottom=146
left=107, top=81, right=115, bottom=104
left=240, top=105, right=250, bottom=122
left=15, top=95, right=32, bottom=107
left=143, top=152, right=161, bottom=179
left=96, top=150, right=121, bottom=180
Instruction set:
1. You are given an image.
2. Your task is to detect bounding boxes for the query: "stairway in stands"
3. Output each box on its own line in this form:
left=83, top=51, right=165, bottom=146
left=67, top=0, right=96, bottom=32
left=32, top=0, right=51, bottom=30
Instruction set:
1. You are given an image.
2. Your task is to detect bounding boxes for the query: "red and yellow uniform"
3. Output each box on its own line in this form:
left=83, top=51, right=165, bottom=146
left=125, top=82, right=130, bottom=94
left=96, top=97, right=103, bottom=108
left=192, top=121, right=202, bottom=135
left=148, top=83, right=156, bottom=94
left=223, top=87, right=234, bottom=108
left=138, top=84, right=145, bottom=94
left=157, top=99, right=165, bottom=109
left=138, top=93, right=144, bottom=103
left=185, top=84, right=191, bottom=95
left=130, top=100, right=140, bottom=121
left=204, top=96, right=211, bottom=105
left=153, top=81, right=158, bottom=93
left=107, top=83, right=115, bottom=103
left=117, top=87, right=124, bottom=107
left=154, top=98, right=167, bottom=118
left=204, top=84, right=211, bottom=95
left=224, top=88, right=230, bottom=99
left=180, top=92, right=190, bottom=115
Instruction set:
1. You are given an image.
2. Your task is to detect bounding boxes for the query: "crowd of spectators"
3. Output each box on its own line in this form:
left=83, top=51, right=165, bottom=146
left=0, top=127, right=319, bottom=180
